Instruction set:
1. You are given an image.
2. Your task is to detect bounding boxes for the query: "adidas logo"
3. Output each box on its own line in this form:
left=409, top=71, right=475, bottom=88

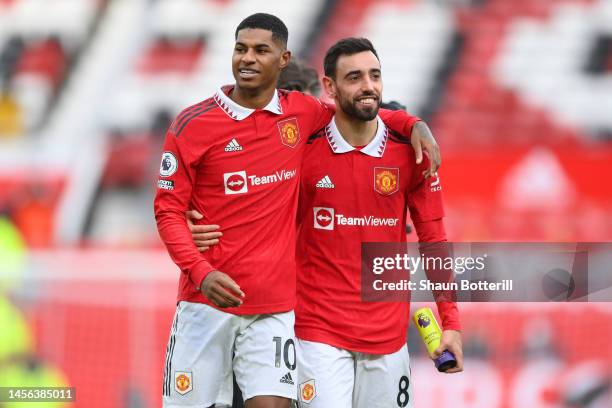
left=224, top=138, right=243, bottom=152
left=280, top=372, right=294, bottom=385
left=316, top=175, right=335, bottom=189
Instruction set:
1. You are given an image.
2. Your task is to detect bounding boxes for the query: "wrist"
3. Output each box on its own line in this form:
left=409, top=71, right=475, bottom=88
left=190, top=261, right=216, bottom=289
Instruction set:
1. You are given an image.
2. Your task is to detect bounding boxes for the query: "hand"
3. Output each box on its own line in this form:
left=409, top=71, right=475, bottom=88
left=410, top=121, right=441, bottom=178
left=186, top=210, right=223, bottom=252
left=432, top=330, right=463, bottom=373
left=200, top=271, right=245, bottom=308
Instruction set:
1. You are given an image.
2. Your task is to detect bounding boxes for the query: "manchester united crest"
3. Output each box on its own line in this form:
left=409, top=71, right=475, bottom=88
left=374, top=167, right=399, bottom=196
left=300, top=379, right=317, bottom=404
left=277, top=117, right=300, bottom=148
left=175, top=371, right=193, bottom=395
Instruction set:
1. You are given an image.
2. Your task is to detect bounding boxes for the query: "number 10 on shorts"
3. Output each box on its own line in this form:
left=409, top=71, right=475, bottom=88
left=273, top=337, right=296, bottom=370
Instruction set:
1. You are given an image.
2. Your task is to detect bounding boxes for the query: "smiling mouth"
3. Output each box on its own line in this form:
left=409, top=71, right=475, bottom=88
left=238, top=68, right=259, bottom=78
left=356, top=96, right=378, bottom=106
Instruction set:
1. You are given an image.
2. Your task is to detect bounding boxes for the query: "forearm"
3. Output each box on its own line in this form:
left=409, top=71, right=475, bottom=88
left=155, top=206, right=216, bottom=288
left=414, top=219, right=461, bottom=331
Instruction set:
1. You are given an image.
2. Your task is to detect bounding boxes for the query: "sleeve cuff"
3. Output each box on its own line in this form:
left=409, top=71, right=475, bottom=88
left=437, top=301, right=462, bottom=332
left=406, top=118, right=422, bottom=136
left=189, top=260, right=217, bottom=290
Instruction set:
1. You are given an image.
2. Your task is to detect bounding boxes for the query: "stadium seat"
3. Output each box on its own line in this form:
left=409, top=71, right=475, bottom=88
left=15, top=37, right=67, bottom=89
left=136, top=37, right=204, bottom=76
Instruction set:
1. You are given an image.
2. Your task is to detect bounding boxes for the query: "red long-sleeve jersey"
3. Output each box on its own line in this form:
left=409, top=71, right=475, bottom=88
left=154, top=86, right=421, bottom=315
left=295, top=116, right=460, bottom=354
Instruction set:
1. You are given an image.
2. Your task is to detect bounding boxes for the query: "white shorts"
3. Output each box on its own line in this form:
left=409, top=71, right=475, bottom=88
left=296, top=339, right=413, bottom=408
left=162, top=301, right=297, bottom=408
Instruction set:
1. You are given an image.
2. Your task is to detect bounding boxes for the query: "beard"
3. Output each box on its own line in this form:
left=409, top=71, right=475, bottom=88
left=338, top=92, right=380, bottom=121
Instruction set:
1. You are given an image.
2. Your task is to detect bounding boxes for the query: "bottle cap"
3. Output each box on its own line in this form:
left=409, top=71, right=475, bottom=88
left=435, top=350, right=457, bottom=372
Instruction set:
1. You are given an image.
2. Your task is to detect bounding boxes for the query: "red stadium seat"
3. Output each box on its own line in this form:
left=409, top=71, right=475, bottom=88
left=101, top=132, right=156, bottom=188
left=15, top=38, right=67, bottom=89
left=136, top=38, right=204, bottom=76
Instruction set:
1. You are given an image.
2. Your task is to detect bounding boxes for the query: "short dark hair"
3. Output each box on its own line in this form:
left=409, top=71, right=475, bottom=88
left=235, top=13, right=288, bottom=48
left=323, top=37, right=379, bottom=78
left=278, top=60, right=321, bottom=96
left=380, top=100, right=406, bottom=111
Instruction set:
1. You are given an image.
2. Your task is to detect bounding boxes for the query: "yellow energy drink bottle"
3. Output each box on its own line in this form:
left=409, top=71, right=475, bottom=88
left=413, top=307, right=457, bottom=372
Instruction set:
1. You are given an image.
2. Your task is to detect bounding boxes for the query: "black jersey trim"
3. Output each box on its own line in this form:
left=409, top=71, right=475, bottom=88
left=388, top=129, right=411, bottom=145
left=306, top=126, right=326, bottom=144
left=171, top=98, right=215, bottom=136
left=175, top=102, right=217, bottom=137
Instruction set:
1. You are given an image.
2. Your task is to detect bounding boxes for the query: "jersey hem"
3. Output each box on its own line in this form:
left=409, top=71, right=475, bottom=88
left=241, top=390, right=295, bottom=402
left=178, top=294, right=295, bottom=316
left=295, top=328, right=406, bottom=355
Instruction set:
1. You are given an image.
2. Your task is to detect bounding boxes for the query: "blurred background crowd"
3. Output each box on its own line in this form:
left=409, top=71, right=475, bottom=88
left=0, top=0, right=611, bottom=407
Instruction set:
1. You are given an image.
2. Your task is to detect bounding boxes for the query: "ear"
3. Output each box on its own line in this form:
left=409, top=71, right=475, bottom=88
left=279, top=50, right=291, bottom=70
left=322, top=76, right=336, bottom=99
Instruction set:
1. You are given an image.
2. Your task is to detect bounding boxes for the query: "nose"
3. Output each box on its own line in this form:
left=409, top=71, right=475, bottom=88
left=360, top=76, right=375, bottom=93
left=242, top=48, right=256, bottom=64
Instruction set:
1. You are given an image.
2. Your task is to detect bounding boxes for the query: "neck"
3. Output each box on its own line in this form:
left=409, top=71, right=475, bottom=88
left=334, top=108, right=378, bottom=147
left=230, top=85, right=276, bottom=109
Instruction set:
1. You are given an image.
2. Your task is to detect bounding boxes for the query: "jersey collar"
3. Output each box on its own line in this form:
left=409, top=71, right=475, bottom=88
left=325, top=115, right=389, bottom=157
left=214, top=85, right=283, bottom=121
